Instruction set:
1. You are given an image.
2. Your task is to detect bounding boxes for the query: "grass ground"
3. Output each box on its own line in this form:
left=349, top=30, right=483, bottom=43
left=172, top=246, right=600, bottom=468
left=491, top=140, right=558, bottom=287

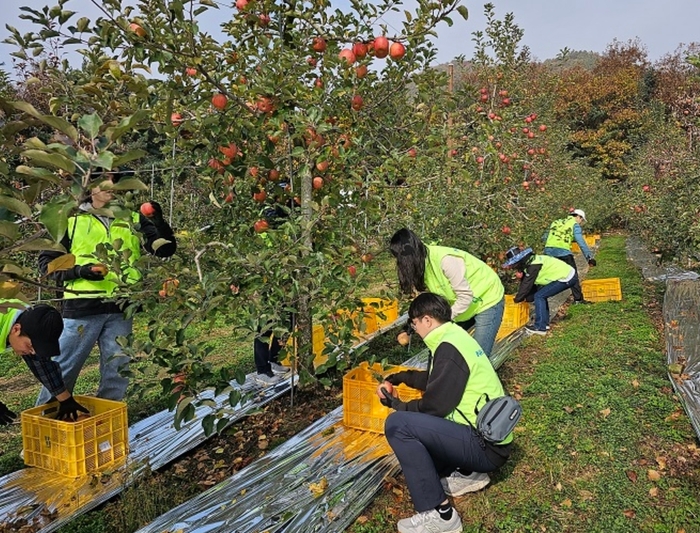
left=350, top=235, right=700, bottom=533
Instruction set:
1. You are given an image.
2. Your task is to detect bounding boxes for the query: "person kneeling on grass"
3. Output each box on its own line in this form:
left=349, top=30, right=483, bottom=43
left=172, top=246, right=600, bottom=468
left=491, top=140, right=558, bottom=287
left=377, top=292, right=513, bottom=533
left=0, top=300, right=88, bottom=426
left=502, top=246, right=578, bottom=335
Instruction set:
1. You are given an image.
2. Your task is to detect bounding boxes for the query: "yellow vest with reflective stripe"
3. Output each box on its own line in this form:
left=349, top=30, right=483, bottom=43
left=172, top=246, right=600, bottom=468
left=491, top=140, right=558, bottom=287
left=64, top=212, right=142, bottom=299
left=424, top=246, right=504, bottom=322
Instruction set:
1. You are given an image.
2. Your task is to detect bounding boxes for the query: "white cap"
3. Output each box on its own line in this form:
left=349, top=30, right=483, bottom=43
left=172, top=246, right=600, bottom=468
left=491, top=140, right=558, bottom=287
left=572, top=209, right=586, bottom=221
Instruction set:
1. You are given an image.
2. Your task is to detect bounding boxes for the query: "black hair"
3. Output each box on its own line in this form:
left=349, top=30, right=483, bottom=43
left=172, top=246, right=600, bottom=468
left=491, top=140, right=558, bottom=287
left=408, top=293, right=451, bottom=324
left=389, top=228, right=428, bottom=294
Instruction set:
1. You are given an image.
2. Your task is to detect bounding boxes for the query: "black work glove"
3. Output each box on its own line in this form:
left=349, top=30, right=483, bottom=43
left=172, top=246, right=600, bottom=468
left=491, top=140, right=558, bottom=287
left=75, top=264, right=106, bottom=281
left=56, top=396, right=89, bottom=422
left=379, top=387, right=398, bottom=409
left=588, top=258, right=597, bottom=267
left=0, top=401, right=17, bottom=425
left=144, top=200, right=165, bottom=226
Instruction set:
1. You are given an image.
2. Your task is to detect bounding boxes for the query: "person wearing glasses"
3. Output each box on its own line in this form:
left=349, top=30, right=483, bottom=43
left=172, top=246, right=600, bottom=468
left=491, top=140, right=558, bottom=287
left=390, top=228, right=504, bottom=357
left=377, top=292, right=513, bottom=533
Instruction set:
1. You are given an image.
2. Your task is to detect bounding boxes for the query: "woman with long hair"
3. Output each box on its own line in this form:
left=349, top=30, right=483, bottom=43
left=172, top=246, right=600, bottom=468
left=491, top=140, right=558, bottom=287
left=389, top=228, right=505, bottom=357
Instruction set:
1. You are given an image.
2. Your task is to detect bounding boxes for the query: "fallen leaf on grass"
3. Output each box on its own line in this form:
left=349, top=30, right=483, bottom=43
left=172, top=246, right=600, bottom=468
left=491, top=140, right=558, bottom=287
left=665, top=409, right=683, bottom=421
left=555, top=482, right=563, bottom=491
left=561, top=499, right=572, bottom=508
left=647, top=469, right=661, bottom=481
left=599, top=408, right=611, bottom=419
left=631, top=379, right=640, bottom=388
left=649, top=486, right=659, bottom=497
left=623, top=509, right=635, bottom=519
left=579, top=490, right=594, bottom=501
left=626, top=470, right=638, bottom=483
left=655, top=456, right=667, bottom=470
left=392, top=487, right=404, bottom=498
left=563, top=406, right=574, bottom=414
left=355, top=516, right=369, bottom=525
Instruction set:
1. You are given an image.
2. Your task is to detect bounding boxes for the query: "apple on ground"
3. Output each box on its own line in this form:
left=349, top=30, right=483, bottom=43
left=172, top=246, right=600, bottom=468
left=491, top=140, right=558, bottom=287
left=397, top=331, right=410, bottom=346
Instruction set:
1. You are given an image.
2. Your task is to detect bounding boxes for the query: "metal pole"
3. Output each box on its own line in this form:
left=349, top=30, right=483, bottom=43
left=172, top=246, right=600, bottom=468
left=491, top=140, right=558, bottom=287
left=169, top=138, right=175, bottom=226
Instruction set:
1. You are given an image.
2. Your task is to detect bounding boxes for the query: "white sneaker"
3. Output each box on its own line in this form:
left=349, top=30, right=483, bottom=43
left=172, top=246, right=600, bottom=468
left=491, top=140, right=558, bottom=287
left=397, top=508, right=462, bottom=533
left=524, top=327, right=548, bottom=336
left=269, top=362, right=290, bottom=375
left=253, top=372, right=281, bottom=386
left=441, top=471, right=490, bottom=496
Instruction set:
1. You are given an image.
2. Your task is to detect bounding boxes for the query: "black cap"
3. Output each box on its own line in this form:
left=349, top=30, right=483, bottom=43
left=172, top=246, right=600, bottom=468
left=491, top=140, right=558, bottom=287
left=17, top=305, right=63, bottom=358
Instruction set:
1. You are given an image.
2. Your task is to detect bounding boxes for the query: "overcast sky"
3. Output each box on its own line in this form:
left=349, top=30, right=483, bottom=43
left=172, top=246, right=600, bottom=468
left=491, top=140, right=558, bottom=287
left=1, top=0, right=699, bottom=71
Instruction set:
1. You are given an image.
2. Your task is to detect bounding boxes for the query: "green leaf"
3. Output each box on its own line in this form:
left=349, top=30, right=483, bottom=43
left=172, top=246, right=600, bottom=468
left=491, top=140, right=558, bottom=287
left=78, top=113, right=103, bottom=139
left=103, top=110, right=150, bottom=142
left=0, top=221, right=19, bottom=241
left=113, top=149, right=146, bottom=168
left=107, top=178, right=148, bottom=191
left=76, top=16, right=90, bottom=32
left=93, top=151, right=115, bottom=170
left=15, top=165, right=61, bottom=184
left=0, top=195, right=32, bottom=218
left=39, top=197, right=77, bottom=242
left=202, top=414, right=215, bottom=436
left=152, top=238, right=172, bottom=252
left=16, top=238, right=66, bottom=252
left=456, top=5, right=469, bottom=20
left=174, top=396, right=194, bottom=430
left=8, top=101, right=78, bottom=142
left=200, top=0, right=218, bottom=6
left=21, top=149, right=77, bottom=174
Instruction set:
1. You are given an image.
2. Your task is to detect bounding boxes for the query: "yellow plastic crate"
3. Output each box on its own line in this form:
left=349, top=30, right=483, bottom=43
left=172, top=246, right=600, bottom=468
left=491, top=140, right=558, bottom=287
left=496, top=295, right=530, bottom=340
left=581, top=277, right=622, bottom=302
left=21, top=395, right=129, bottom=478
left=572, top=234, right=599, bottom=253
left=361, top=298, right=399, bottom=329
left=343, top=362, right=422, bottom=434
left=282, top=323, right=329, bottom=368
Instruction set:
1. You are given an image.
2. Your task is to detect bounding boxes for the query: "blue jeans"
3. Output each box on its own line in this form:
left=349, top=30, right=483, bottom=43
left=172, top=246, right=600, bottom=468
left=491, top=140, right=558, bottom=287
left=385, top=411, right=501, bottom=512
left=533, top=276, right=578, bottom=330
left=472, top=298, right=505, bottom=358
left=36, top=313, right=132, bottom=405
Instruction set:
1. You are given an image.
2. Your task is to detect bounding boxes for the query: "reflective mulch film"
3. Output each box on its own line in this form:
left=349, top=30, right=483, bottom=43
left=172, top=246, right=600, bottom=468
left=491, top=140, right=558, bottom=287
left=626, top=237, right=700, bottom=439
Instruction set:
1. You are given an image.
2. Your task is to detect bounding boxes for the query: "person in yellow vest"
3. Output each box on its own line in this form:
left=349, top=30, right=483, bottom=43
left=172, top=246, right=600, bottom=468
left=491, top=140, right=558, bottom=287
left=543, top=209, right=596, bottom=304
left=0, top=301, right=87, bottom=424
left=377, top=293, right=513, bottom=533
left=390, top=228, right=505, bottom=357
left=36, top=169, right=177, bottom=404
left=502, top=246, right=578, bottom=335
